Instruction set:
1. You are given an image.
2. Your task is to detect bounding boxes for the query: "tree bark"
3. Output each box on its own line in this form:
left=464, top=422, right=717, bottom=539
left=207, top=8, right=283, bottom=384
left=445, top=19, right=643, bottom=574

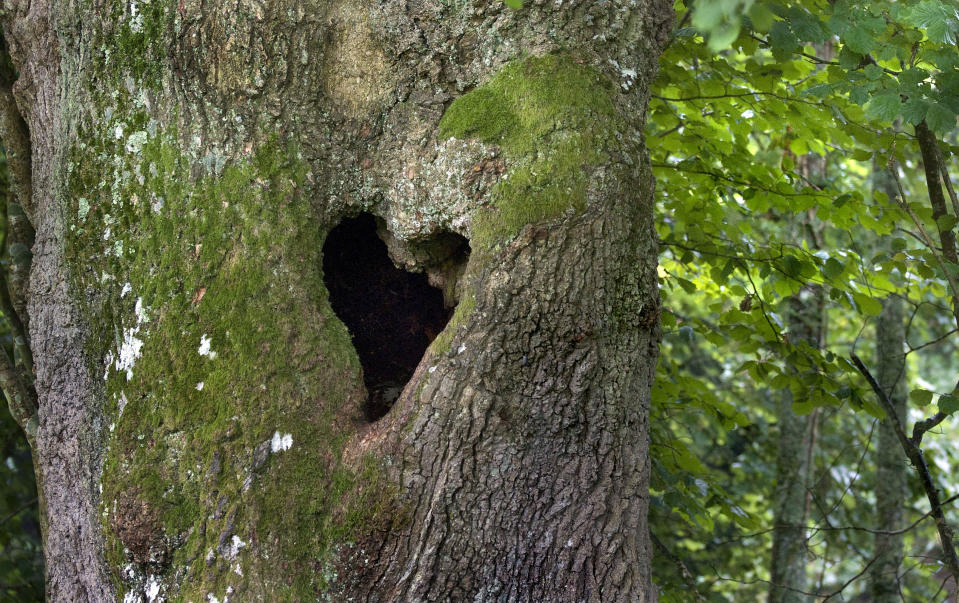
left=769, top=146, right=828, bottom=603
left=864, top=161, right=908, bottom=603
left=769, top=288, right=822, bottom=603
left=1, top=0, right=672, bottom=600
left=869, top=295, right=907, bottom=602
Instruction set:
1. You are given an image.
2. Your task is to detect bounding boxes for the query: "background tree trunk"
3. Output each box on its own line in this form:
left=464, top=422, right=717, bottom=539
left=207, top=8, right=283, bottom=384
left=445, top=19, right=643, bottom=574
left=869, top=165, right=908, bottom=603
left=769, top=147, right=829, bottom=603
left=1, top=0, right=672, bottom=600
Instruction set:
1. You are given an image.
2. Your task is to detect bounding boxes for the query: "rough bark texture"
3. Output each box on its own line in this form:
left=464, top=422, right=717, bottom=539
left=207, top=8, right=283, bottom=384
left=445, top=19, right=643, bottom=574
left=1, top=0, right=672, bottom=601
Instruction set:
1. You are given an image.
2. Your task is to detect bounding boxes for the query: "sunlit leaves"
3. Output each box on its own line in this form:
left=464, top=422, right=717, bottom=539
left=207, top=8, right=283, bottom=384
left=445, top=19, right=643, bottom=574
left=904, top=0, right=959, bottom=45
left=649, top=1, right=959, bottom=598
left=691, top=0, right=756, bottom=50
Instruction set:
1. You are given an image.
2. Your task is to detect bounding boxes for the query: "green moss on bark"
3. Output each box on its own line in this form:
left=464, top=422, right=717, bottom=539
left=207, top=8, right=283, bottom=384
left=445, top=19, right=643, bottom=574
left=64, top=115, right=395, bottom=599
left=438, top=53, right=624, bottom=249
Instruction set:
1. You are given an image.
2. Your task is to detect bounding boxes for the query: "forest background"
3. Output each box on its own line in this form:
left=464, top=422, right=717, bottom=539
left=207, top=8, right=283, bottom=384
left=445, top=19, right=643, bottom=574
left=4, top=0, right=959, bottom=600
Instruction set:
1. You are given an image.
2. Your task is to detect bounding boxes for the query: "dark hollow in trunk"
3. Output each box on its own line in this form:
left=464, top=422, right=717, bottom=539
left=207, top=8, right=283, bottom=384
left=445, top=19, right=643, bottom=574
left=322, top=213, right=458, bottom=421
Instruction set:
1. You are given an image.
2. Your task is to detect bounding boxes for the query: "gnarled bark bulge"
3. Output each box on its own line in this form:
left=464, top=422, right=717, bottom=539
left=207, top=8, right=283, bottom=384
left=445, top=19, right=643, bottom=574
left=2, top=0, right=671, bottom=600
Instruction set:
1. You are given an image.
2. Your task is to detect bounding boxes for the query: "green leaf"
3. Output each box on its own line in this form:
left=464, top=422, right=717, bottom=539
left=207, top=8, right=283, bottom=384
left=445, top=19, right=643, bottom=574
left=709, top=21, right=743, bottom=51
left=675, top=277, right=697, bottom=294
left=926, top=103, right=958, bottom=134
left=838, top=46, right=862, bottom=70
left=907, top=1, right=958, bottom=44
left=902, top=98, right=930, bottom=125
left=936, top=213, right=958, bottom=232
left=786, top=7, right=827, bottom=44
left=843, top=26, right=877, bottom=55
left=899, top=67, right=930, bottom=89
left=770, top=21, right=799, bottom=54
left=748, top=3, right=776, bottom=32
left=503, top=0, right=523, bottom=8
left=910, top=388, right=935, bottom=406
left=823, top=257, right=844, bottom=280
left=865, top=90, right=902, bottom=122
left=864, top=64, right=884, bottom=81
left=853, top=292, right=882, bottom=316
left=939, top=393, right=959, bottom=415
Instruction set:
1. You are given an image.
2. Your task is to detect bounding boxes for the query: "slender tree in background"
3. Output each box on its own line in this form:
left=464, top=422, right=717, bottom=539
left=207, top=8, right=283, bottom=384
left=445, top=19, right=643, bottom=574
left=0, top=0, right=673, bottom=600
left=769, top=139, right=829, bottom=603
left=868, top=162, right=909, bottom=603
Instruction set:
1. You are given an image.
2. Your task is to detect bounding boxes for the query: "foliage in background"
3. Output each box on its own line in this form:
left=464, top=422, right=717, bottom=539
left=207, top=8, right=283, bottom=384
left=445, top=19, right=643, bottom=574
left=649, top=0, right=959, bottom=599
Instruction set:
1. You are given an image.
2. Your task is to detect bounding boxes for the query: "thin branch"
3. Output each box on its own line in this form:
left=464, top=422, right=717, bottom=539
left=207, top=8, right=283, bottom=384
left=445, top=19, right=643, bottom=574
left=820, top=554, right=881, bottom=602
left=935, top=143, right=959, bottom=219
left=652, top=90, right=822, bottom=107
left=914, top=121, right=959, bottom=326
left=888, top=163, right=959, bottom=327
left=650, top=162, right=834, bottom=199
left=650, top=530, right=705, bottom=601
left=907, top=327, right=959, bottom=354
left=0, top=496, right=35, bottom=526
left=913, top=411, right=948, bottom=447
left=850, top=353, right=959, bottom=586
left=810, top=493, right=959, bottom=537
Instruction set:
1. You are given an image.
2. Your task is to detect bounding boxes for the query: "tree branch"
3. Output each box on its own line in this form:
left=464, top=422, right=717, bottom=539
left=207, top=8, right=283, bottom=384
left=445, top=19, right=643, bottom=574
left=850, top=353, right=959, bottom=586
left=650, top=530, right=705, bottom=601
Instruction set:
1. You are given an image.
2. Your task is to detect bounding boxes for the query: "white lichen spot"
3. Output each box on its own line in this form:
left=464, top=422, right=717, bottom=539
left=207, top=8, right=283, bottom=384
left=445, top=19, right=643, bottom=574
left=129, top=0, right=144, bottom=33
left=195, top=382, right=204, bottom=391
left=145, top=575, right=162, bottom=602
left=205, top=549, right=216, bottom=564
left=116, top=328, right=144, bottom=380
left=198, top=334, right=217, bottom=359
left=114, top=124, right=125, bottom=140
left=125, top=131, right=148, bottom=154
left=151, top=196, right=164, bottom=213
left=270, top=431, right=293, bottom=453
left=206, top=595, right=219, bottom=603
left=121, top=282, right=132, bottom=297
left=457, top=344, right=467, bottom=354
left=135, top=297, right=149, bottom=323
left=118, top=391, right=129, bottom=417
left=123, top=563, right=137, bottom=580
left=77, top=198, right=90, bottom=221
left=428, top=365, right=437, bottom=373
left=123, top=591, right=144, bottom=603
left=229, top=535, right=246, bottom=560
left=233, top=563, right=243, bottom=577
left=103, top=226, right=112, bottom=241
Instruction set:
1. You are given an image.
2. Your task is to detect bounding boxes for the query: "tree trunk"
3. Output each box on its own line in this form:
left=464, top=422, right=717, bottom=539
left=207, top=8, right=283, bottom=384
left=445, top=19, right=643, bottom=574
left=1, top=0, right=672, bottom=600
left=769, top=288, right=822, bottom=603
left=869, top=165, right=908, bottom=603
left=769, top=147, right=829, bottom=603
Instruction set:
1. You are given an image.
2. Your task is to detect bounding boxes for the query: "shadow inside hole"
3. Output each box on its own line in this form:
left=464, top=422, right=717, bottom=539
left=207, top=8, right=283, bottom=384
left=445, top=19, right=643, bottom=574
left=322, top=213, right=468, bottom=421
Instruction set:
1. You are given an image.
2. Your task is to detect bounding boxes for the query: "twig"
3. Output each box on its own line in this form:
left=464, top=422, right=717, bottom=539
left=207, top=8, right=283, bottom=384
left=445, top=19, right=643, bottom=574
left=650, top=530, right=705, bottom=601
left=887, top=162, right=959, bottom=327
left=935, top=143, right=959, bottom=219
left=850, top=353, right=959, bottom=586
